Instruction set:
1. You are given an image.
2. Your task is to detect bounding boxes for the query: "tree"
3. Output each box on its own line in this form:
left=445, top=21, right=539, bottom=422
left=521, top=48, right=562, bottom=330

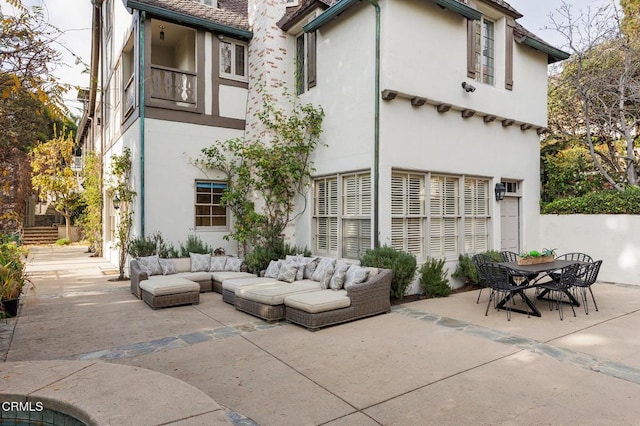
left=198, top=85, right=324, bottom=255
left=77, top=152, right=103, bottom=256
left=30, top=129, right=80, bottom=239
left=107, top=149, right=136, bottom=280
left=547, top=1, right=640, bottom=190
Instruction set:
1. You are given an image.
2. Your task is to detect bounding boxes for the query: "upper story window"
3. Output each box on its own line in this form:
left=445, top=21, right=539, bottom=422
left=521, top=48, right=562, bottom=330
left=475, top=18, right=494, bottom=85
left=220, top=39, right=247, bottom=82
left=296, top=31, right=316, bottom=95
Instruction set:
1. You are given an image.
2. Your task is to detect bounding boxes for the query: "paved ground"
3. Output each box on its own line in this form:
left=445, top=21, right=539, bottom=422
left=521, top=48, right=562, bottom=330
left=3, top=245, right=640, bottom=425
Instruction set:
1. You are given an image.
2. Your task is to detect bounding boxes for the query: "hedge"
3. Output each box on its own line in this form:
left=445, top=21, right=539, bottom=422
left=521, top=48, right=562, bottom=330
left=541, top=187, right=640, bottom=214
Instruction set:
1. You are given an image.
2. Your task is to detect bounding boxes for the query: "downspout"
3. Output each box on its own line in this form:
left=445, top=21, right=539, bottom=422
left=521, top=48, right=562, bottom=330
left=139, top=11, right=146, bottom=237
left=368, top=0, right=380, bottom=248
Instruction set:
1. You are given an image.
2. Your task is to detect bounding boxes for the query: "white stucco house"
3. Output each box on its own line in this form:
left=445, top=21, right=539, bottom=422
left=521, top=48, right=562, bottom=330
left=77, top=0, right=568, bottom=280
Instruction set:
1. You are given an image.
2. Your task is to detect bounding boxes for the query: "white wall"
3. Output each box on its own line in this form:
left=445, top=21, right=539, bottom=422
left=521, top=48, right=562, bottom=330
left=541, top=215, right=640, bottom=286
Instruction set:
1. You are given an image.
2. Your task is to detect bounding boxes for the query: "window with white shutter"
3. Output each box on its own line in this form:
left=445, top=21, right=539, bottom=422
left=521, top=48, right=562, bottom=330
left=429, top=175, right=459, bottom=257
left=314, top=177, right=338, bottom=256
left=463, top=177, right=489, bottom=253
left=391, top=172, right=425, bottom=257
left=342, top=173, right=371, bottom=259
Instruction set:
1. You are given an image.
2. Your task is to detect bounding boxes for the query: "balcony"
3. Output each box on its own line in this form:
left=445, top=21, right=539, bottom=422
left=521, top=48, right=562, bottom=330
left=150, top=65, right=196, bottom=107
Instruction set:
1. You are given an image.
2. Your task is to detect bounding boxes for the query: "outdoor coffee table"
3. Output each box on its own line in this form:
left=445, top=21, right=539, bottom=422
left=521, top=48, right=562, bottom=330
left=498, top=259, right=580, bottom=317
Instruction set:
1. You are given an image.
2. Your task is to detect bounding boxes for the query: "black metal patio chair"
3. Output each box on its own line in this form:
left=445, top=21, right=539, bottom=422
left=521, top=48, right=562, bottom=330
left=572, top=260, right=603, bottom=314
left=472, top=253, right=497, bottom=304
left=536, top=263, right=581, bottom=320
left=479, top=263, right=530, bottom=321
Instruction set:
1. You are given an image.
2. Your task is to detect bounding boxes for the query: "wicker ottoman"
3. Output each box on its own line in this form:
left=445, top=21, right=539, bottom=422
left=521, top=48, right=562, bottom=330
left=139, top=277, right=200, bottom=309
left=234, top=280, right=322, bottom=321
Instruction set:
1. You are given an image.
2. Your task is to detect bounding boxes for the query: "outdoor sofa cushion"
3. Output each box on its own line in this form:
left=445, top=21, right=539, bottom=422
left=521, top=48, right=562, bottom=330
left=210, top=271, right=254, bottom=283
left=235, top=280, right=322, bottom=305
left=284, top=290, right=350, bottom=314
left=221, top=276, right=280, bottom=293
left=140, top=277, right=200, bottom=296
left=149, top=272, right=212, bottom=283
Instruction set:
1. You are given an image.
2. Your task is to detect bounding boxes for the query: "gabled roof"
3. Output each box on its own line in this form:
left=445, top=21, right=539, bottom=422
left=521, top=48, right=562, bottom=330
left=302, top=0, right=569, bottom=63
left=277, top=0, right=331, bottom=31
left=126, top=0, right=252, bottom=39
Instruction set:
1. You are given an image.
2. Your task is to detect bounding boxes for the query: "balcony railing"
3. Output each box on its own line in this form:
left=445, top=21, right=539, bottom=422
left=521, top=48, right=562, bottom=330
left=150, top=65, right=196, bottom=105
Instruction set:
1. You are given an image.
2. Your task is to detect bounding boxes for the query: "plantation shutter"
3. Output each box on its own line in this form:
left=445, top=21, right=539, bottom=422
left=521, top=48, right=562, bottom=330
left=315, top=177, right=338, bottom=255
left=505, top=17, right=514, bottom=91
left=463, top=178, right=489, bottom=253
left=307, top=31, right=317, bottom=89
left=466, top=0, right=478, bottom=78
left=342, top=173, right=371, bottom=259
left=429, top=175, right=459, bottom=257
left=391, top=172, right=424, bottom=256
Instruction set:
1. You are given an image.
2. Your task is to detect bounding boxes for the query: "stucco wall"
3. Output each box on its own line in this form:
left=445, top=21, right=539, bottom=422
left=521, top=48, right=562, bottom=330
left=540, top=215, right=640, bottom=286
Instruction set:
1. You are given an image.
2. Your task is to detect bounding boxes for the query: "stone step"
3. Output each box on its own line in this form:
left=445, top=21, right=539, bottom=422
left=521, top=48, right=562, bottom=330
left=22, top=227, right=60, bottom=245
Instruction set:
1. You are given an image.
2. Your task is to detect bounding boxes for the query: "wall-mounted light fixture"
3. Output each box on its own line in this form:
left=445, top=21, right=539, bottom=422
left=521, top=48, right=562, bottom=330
left=495, top=182, right=506, bottom=201
left=160, top=25, right=165, bottom=41
left=461, top=81, right=476, bottom=93
left=113, top=194, right=121, bottom=210
left=381, top=90, right=398, bottom=101
left=217, top=34, right=225, bottom=40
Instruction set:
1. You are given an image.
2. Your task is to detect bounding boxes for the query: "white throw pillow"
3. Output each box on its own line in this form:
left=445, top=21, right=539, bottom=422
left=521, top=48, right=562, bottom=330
left=264, top=260, right=282, bottom=279
left=137, top=255, right=162, bottom=276
left=277, top=263, right=298, bottom=283
left=190, top=252, right=211, bottom=272
left=303, top=257, right=319, bottom=279
left=344, top=265, right=370, bottom=289
left=330, top=262, right=350, bottom=290
left=159, top=258, right=176, bottom=275
left=209, top=256, right=227, bottom=272
left=312, top=258, right=336, bottom=289
left=225, top=256, right=243, bottom=272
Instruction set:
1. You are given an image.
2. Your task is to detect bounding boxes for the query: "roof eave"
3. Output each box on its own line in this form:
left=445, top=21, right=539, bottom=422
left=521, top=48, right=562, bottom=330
left=126, top=0, right=253, bottom=40
left=520, top=36, right=570, bottom=64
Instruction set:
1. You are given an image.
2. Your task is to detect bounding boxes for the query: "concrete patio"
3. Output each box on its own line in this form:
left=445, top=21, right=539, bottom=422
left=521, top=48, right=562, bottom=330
left=2, top=245, right=640, bottom=425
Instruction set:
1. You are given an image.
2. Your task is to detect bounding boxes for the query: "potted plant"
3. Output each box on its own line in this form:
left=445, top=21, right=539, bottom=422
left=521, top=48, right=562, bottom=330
left=0, top=239, right=29, bottom=317
left=517, top=248, right=556, bottom=265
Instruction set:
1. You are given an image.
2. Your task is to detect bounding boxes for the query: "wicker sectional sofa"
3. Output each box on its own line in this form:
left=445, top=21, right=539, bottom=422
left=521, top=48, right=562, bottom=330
left=222, top=256, right=393, bottom=330
left=130, top=253, right=254, bottom=308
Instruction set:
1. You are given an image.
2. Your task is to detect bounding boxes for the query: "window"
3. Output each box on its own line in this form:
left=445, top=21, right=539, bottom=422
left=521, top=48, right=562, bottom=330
left=463, top=178, right=489, bottom=253
left=313, top=172, right=371, bottom=259
left=342, top=173, right=371, bottom=259
left=220, top=40, right=247, bottom=81
left=475, top=18, right=494, bottom=85
left=195, top=181, right=228, bottom=228
left=391, top=171, right=492, bottom=260
left=295, top=31, right=317, bottom=95
left=314, top=177, right=338, bottom=256
left=429, top=175, right=459, bottom=258
left=391, top=172, right=425, bottom=257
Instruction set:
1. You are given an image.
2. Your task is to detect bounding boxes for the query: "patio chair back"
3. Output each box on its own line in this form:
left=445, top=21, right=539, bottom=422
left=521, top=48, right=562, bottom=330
left=576, top=260, right=602, bottom=287
left=472, top=253, right=498, bottom=304
left=479, top=263, right=517, bottom=292
left=500, top=251, right=519, bottom=263
left=555, top=252, right=593, bottom=263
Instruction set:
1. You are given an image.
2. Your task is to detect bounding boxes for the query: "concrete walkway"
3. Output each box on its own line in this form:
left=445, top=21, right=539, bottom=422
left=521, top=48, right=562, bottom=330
left=3, top=245, right=640, bottom=425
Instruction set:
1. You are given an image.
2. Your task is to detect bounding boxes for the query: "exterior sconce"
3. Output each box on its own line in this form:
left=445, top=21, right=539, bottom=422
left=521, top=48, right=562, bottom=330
left=160, top=26, right=165, bottom=41
left=495, top=182, right=506, bottom=201
left=113, top=194, right=121, bottom=210
left=381, top=90, right=398, bottom=101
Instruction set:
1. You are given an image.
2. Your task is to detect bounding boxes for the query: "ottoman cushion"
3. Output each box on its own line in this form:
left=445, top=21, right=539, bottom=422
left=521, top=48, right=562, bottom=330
left=140, top=277, right=200, bottom=296
left=284, top=290, right=350, bottom=313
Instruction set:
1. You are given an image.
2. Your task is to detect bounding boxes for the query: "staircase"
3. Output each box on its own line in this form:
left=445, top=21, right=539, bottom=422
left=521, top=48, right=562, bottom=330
left=21, top=227, right=59, bottom=245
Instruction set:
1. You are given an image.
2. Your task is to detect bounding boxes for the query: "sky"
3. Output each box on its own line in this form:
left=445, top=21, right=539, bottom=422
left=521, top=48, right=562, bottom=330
left=7, top=0, right=620, bottom=118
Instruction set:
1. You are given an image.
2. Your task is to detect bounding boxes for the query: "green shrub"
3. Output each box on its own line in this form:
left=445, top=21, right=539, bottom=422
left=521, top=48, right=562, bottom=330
left=245, top=240, right=311, bottom=274
left=419, top=258, right=451, bottom=298
left=129, top=232, right=178, bottom=258
left=541, top=187, right=640, bottom=214
left=55, top=238, right=71, bottom=246
left=360, top=246, right=417, bottom=299
left=178, top=235, right=212, bottom=257
left=451, top=254, right=478, bottom=285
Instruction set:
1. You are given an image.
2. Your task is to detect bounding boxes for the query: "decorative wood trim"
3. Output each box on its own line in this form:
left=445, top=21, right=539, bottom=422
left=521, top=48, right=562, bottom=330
left=461, top=109, right=476, bottom=118
left=505, top=17, right=515, bottom=91
left=520, top=123, right=532, bottom=131
left=437, top=103, right=452, bottom=113
left=502, top=119, right=515, bottom=127
left=411, top=97, right=427, bottom=107
left=483, top=115, right=496, bottom=123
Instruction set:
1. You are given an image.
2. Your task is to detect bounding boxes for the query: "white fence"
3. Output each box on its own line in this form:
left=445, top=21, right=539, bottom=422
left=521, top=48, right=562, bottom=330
left=540, top=215, right=640, bottom=286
